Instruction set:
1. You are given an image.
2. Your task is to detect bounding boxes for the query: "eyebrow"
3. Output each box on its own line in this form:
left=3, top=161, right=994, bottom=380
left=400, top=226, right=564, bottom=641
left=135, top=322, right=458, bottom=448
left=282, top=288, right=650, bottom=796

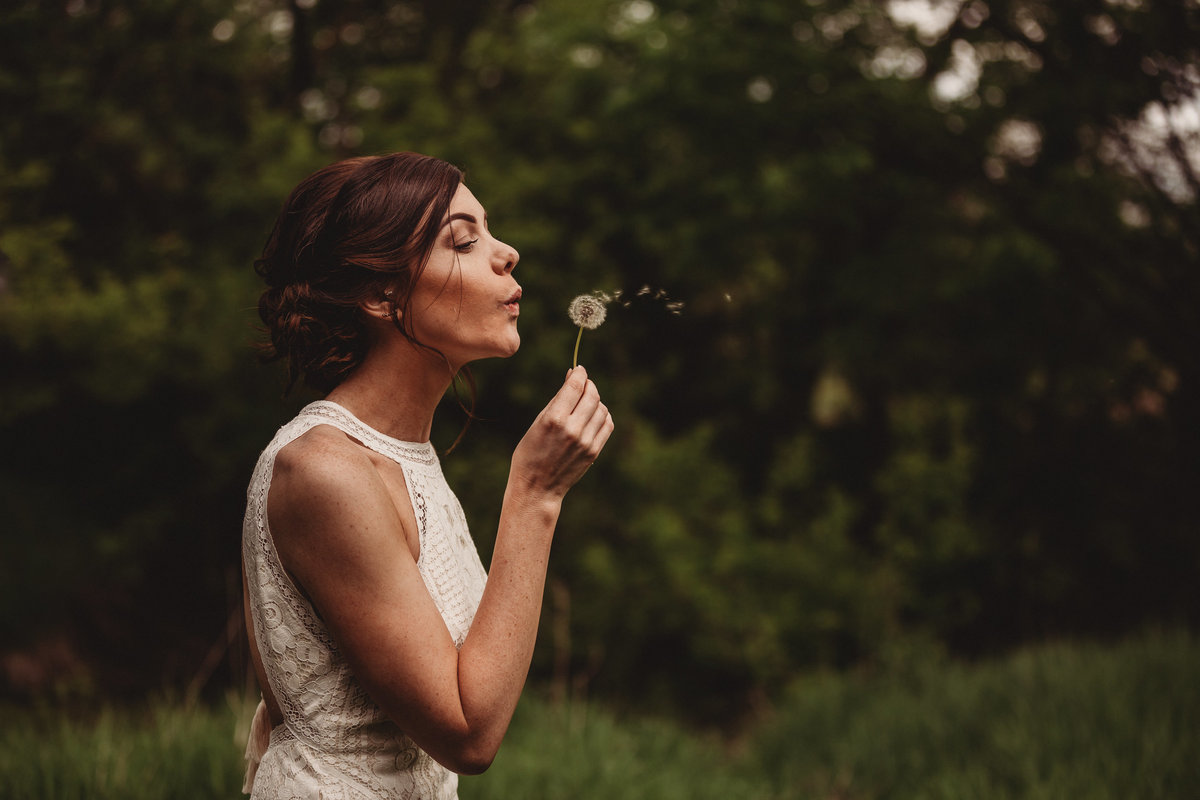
left=440, top=212, right=487, bottom=229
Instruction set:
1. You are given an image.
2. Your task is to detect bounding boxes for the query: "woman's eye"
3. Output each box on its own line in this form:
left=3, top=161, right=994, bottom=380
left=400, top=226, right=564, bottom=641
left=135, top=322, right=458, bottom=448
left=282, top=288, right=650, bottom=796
left=455, top=238, right=479, bottom=252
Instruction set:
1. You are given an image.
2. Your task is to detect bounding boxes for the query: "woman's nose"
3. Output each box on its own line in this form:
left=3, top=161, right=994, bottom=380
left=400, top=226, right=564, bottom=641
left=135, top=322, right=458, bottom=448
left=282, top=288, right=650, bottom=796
left=495, top=241, right=519, bottom=274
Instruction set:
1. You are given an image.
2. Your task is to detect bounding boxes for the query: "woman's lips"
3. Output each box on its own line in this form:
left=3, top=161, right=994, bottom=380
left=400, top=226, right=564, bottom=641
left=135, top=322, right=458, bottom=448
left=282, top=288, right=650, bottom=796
left=503, top=287, right=522, bottom=314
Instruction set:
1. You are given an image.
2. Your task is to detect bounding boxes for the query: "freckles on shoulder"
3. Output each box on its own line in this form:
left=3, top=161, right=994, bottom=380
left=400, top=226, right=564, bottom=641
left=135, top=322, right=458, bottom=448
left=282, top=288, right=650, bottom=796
left=274, top=426, right=360, bottom=488
left=269, top=427, right=383, bottom=536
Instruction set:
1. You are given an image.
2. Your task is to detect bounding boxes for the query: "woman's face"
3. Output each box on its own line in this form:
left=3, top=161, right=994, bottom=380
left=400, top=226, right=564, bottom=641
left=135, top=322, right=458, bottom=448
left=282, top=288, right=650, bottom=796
left=406, top=184, right=522, bottom=368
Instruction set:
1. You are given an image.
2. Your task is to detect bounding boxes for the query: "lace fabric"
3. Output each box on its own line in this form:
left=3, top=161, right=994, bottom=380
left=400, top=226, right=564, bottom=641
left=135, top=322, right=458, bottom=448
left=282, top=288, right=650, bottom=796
left=242, top=401, right=488, bottom=799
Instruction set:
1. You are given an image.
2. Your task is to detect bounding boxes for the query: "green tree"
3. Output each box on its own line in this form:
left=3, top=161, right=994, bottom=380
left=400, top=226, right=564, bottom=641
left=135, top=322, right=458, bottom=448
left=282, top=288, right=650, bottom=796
left=2, top=0, right=1197, bottom=723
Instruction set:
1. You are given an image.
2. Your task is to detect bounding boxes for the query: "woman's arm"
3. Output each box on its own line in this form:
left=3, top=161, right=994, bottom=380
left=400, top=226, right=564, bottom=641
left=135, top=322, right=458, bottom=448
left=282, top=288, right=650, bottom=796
left=268, top=366, right=612, bottom=774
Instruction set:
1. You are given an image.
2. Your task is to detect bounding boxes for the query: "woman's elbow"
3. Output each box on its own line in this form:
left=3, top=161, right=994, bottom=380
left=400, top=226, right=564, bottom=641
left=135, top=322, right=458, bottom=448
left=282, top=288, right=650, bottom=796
left=434, top=735, right=500, bottom=775
left=453, top=753, right=495, bottom=776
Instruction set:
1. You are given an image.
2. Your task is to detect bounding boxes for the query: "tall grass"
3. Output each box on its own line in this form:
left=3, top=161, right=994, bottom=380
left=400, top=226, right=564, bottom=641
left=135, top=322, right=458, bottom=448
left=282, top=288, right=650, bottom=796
left=460, top=699, right=764, bottom=800
left=1, top=631, right=1195, bottom=799
left=746, top=629, right=1199, bottom=800
left=0, top=693, right=254, bottom=800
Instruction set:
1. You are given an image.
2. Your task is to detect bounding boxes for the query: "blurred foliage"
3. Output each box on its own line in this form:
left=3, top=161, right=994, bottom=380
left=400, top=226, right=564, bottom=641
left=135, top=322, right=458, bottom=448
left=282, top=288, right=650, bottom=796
left=1, top=0, right=1198, bottom=722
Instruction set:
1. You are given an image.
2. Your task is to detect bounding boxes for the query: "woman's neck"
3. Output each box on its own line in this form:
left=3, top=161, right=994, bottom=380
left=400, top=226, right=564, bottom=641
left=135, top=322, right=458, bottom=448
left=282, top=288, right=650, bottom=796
left=324, top=340, right=457, bottom=444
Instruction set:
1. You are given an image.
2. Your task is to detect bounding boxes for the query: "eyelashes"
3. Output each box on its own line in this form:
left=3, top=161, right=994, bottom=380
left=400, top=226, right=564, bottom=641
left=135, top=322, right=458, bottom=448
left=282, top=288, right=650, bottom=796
left=454, top=238, right=479, bottom=253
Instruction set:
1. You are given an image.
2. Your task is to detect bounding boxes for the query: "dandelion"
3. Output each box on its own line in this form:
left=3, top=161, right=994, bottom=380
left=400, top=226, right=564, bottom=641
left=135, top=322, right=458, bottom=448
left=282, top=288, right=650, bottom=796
left=568, top=293, right=608, bottom=368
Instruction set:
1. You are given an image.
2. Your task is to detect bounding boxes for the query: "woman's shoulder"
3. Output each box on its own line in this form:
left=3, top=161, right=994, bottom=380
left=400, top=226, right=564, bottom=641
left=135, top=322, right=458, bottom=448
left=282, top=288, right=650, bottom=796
left=268, top=422, right=416, bottom=576
left=272, top=424, right=384, bottom=512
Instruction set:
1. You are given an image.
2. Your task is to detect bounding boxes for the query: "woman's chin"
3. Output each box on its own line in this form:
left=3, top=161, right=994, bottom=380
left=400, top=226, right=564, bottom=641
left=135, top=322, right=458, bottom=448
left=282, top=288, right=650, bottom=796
left=499, top=331, right=521, bottom=358
left=472, top=335, right=520, bottom=363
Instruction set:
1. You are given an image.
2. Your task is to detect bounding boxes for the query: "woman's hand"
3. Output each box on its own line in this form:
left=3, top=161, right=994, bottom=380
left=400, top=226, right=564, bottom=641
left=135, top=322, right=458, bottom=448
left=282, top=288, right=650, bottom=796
left=510, top=366, right=614, bottom=500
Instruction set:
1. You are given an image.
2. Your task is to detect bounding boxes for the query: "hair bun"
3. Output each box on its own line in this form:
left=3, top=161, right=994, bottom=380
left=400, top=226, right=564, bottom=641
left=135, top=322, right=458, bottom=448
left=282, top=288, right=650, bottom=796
left=253, top=153, right=463, bottom=394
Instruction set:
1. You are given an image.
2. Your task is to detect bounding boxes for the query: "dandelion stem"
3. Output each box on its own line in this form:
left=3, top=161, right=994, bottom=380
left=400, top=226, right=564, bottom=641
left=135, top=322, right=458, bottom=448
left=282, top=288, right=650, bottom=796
left=572, top=327, right=583, bottom=368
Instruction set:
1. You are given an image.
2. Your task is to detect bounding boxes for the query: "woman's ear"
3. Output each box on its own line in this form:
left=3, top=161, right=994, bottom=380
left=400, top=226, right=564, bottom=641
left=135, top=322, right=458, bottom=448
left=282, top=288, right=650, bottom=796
left=361, top=289, right=400, bottom=322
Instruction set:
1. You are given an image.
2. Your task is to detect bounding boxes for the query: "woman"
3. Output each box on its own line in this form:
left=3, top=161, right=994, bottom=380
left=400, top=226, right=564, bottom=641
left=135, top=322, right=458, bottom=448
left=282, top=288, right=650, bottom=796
left=241, top=152, right=613, bottom=799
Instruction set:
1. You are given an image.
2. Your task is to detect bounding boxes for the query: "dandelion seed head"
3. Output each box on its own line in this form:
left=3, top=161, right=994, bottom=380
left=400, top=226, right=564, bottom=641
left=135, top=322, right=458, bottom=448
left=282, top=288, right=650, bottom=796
left=568, top=294, right=608, bottom=330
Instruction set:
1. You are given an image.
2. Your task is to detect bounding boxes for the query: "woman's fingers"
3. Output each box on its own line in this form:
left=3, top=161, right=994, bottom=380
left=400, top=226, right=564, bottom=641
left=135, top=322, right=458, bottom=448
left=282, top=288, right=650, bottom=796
left=571, top=378, right=602, bottom=425
left=546, top=366, right=589, bottom=416
left=580, top=401, right=612, bottom=451
left=512, top=366, right=613, bottom=495
left=544, top=367, right=601, bottom=434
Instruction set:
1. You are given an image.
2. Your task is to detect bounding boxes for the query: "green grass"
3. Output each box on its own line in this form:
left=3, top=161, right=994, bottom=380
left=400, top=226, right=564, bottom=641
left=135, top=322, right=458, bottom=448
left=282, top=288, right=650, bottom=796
left=0, top=694, right=254, bottom=800
left=460, top=699, right=764, bottom=800
left=746, top=630, right=1200, bottom=800
left=1, top=631, right=1196, bottom=800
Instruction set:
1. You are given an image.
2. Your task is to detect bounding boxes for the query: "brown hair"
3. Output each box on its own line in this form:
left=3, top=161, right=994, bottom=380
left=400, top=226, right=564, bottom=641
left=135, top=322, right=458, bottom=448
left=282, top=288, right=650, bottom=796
left=255, top=152, right=463, bottom=395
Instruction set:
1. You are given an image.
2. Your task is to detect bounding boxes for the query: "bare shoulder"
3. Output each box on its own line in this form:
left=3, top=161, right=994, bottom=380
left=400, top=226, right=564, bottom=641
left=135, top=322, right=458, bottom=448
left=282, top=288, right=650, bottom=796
left=273, top=423, right=375, bottom=494
left=268, top=424, right=400, bottom=557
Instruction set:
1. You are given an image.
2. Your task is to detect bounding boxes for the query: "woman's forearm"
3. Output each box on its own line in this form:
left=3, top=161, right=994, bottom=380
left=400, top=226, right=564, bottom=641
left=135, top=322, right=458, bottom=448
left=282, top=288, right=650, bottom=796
left=451, top=479, right=562, bottom=771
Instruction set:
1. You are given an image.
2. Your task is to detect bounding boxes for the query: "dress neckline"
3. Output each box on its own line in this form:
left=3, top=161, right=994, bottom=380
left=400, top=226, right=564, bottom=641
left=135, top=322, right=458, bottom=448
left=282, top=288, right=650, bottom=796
left=300, top=400, right=438, bottom=465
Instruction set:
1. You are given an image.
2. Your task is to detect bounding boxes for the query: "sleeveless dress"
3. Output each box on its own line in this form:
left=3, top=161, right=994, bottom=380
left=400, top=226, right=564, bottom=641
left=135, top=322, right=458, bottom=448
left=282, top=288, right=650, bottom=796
left=241, top=400, right=489, bottom=799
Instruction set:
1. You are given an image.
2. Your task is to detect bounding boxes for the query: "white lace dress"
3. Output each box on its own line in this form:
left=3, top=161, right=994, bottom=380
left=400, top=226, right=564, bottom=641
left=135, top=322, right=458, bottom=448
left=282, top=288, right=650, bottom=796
left=242, top=401, right=488, bottom=799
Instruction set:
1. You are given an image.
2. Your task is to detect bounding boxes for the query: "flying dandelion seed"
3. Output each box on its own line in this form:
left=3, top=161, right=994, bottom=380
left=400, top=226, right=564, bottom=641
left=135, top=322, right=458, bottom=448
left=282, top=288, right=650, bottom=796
left=623, top=285, right=682, bottom=311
